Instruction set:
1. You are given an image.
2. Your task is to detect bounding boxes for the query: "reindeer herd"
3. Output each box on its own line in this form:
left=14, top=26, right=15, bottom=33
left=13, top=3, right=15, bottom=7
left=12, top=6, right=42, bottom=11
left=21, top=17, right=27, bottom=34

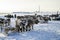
left=0, top=15, right=48, bottom=34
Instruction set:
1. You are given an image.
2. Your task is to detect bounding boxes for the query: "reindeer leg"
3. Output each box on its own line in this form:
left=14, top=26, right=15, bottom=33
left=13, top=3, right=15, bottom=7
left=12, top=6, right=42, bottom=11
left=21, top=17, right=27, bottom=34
left=5, top=28, right=9, bottom=34
left=32, top=25, right=33, bottom=29
left=26, top=26, right=28, bottom=31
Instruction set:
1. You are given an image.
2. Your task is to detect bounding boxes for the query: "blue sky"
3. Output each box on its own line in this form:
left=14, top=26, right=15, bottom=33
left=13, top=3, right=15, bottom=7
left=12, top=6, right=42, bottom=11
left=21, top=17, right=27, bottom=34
left=0, top=0, right=60, bottom=13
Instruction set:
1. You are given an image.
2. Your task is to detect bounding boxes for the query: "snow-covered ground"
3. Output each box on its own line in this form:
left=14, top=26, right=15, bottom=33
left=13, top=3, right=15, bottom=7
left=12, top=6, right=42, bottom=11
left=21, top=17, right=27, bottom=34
left=0, top=21, right=60, bottom=40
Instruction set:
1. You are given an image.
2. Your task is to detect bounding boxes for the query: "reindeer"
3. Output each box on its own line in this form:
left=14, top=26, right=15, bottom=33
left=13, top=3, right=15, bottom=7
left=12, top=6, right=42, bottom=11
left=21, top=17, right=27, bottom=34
left=0, top=18, right=11, bottom=34
left=16, top=18, right=21, bottom=32
left=23, top=16, right=34, bottom=31
left=25, top=18, right=33, bottom=31
left=43, top=17, right=48, bottom=23
left=16, top=16, right=34, bottom=32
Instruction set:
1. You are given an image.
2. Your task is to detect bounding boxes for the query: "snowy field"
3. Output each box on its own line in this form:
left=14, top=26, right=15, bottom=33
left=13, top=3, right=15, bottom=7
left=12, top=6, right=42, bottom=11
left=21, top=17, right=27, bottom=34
left=0, top=21, right=60, bottom=40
